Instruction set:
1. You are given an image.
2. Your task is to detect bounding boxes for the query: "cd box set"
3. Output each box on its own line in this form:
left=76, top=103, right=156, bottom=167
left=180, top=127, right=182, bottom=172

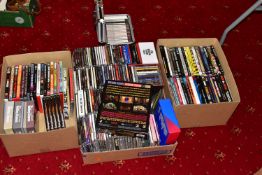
left=97, top=80, right=153, bottom=138
left=154, top=99, right=181, bottom=145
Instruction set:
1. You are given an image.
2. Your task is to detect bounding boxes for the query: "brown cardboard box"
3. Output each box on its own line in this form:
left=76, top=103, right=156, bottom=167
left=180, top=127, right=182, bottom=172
left=82, top=142, right=177, bottom=164
left=254, top=168, right=262, bottom=175
left=156, top=38, right=240, bottom=128
left=0, top=51, right=79, bottom=157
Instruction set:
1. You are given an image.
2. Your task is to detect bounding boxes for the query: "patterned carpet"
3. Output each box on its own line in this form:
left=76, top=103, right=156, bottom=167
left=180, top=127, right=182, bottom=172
left=0, top=0, right=261, bottom=174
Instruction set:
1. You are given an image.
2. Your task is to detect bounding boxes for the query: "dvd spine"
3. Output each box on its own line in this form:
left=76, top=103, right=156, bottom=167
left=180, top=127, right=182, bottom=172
left=4, top=67, right=11, bottom=100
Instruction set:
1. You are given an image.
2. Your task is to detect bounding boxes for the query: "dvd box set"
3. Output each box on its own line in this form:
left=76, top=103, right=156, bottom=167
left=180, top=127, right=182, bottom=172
left=97, top=80, right=153, bottom=138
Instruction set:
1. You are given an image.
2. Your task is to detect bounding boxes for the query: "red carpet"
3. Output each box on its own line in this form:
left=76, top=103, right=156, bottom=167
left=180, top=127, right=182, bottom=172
left=0, top=0, right=262, bottom=174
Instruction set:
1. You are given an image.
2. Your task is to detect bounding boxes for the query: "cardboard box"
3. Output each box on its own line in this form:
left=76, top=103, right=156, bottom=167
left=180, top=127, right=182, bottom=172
left=0, top=51, right=79, bottom=157
left=156, top=38, right=240, bottom=128
left=82, top=142, right=177, bottom=164
left=0, top=0, right=37, bottom=27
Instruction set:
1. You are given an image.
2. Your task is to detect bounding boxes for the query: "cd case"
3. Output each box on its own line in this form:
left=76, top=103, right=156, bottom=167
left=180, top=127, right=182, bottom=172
left=97, top=14, right=135, bottom=45
left=95, top=1, right=135, bottom=45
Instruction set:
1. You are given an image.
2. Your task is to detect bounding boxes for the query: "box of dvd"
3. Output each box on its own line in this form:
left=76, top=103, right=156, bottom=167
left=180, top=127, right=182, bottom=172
left=0, top=51, right=79, bottom=157
left=156, top=38, right=240, bottom=128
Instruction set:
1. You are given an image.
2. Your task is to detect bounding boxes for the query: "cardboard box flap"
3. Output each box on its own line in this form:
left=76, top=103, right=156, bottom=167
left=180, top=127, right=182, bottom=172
left=0, top=126, right=79, bottom=157
left=82, top=142, right=178, bottom=164
left=157, top=38, right=218, bottom=48
left=174, top=102, right=239, bottom=127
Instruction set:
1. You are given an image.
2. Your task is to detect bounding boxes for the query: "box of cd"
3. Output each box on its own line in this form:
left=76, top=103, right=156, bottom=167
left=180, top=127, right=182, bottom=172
left=156, top=38, right=240, bottom=128
left=82, top=142, right=177, bottom=164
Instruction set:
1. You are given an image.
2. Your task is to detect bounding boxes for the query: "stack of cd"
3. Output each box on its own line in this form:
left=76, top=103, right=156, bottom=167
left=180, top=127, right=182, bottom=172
left=79, top=113, right=160, bottom=153
left=95, top=0, right=135, bottom=45
left=72, top=44, right=141, bottom=67
left=103, top=14, right=135, bottom=45
left=73, top=64, right=163, bottom=116
left=73, top=44, right=164, bottom=153
left=129, top=65, right=163, bottom=87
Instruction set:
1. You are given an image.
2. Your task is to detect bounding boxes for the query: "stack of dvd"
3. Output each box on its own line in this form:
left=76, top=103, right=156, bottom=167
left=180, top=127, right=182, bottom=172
left=73, top=64, right=163, bottom=152
left=74, top=65, right=131, bottom=91
left=159, top=45, right=232, bottom=105
left=3, top=61, right=72, bottom=133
